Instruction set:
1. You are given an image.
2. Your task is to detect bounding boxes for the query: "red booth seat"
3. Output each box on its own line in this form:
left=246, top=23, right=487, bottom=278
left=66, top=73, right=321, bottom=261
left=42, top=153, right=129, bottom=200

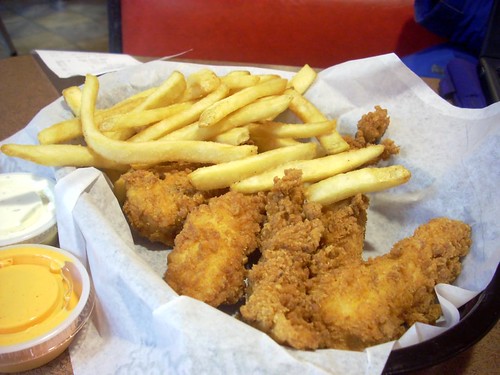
left=119, top=0, right=444, bottom=68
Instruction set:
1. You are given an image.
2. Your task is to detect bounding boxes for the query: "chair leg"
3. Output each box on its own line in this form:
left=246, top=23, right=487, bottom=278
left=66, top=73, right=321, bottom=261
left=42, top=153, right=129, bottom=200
left=0, top=16, right=17, bottom=56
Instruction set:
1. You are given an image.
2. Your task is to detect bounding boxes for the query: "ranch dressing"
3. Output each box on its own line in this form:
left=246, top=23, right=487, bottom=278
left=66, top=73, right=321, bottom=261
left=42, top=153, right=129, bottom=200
left=0, top=174, right=57, bottom=246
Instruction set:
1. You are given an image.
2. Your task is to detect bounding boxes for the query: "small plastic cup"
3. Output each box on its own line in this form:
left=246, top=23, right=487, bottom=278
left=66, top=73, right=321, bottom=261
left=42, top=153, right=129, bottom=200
left=0, top=173, right=58, bottom=247
left=0, top=244, right=94, bottom=373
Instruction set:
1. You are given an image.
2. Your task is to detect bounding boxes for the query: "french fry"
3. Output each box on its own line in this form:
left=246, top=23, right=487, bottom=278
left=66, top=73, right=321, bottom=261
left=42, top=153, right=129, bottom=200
left=212, top=127, right=250, bottom=145
left=223, top=70, right=251, bottom=77
left=38, top=95, right=148, bottom=144
left=0, top=144, right=128, bottom=170
left=134, top=71, right=186, bottom=111
left=7, top=65, right=408, bottom=213
left=286, top=88, right=349, bottom=154
left=286, top=64, right=317, bottom=94
left=99, top=101, right=193, bottom=131
left=305, top=165, right=411, bottom=205
left=129, top=83, right=230, bottom=142
left=178, top=69, right=221, bottom=102
left=81, top=74, right=256, bottom=164
left=38, top=118, right=83, bottom=145
left=221, top=73, right=260, bottom=91
left=231, top=144, right=385, bottom=193
left=95, top=73, right=188, bottom=135
left=188, top=142, right=318, bottom=190
left=161, top=94, right=292, bottom=141
left=112, top=175, right=127, bottom=205
left=250, top=135, right=303, bottom=152
left=97, top=96, right=146, bottom=117
left=248, top=120, right=335, bottom=139
left=198, top=77, right=287, bottom=127
left=256, top=74, right=282, bottom=82
left=62, top=86, right=82, bottom=116
left=99, top=70, right=218, bottom=134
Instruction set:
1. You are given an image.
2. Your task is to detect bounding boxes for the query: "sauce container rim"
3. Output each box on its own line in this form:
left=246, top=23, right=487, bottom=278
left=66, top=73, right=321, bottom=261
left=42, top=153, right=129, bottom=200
left=0, top=244, right=95, bottom=358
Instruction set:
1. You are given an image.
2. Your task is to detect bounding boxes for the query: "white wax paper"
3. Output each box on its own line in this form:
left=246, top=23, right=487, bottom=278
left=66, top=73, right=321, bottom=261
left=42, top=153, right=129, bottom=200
left=1, top=54, right=499, bottom=375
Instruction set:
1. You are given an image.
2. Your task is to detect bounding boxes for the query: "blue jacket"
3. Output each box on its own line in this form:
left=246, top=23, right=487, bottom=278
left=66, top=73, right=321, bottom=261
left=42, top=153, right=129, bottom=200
left=415, top=0, right=494, bottom=55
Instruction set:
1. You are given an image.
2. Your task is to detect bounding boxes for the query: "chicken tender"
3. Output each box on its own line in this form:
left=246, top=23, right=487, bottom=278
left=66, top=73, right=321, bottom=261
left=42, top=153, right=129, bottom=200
left=241, top=169, right=325, bottom=349
left=311, top=193, right=369, bottom=275
left=241, top=169, right=471, bottom=351
left=241, top=170, right=372, bottom=349
left=122, top=163, right=221, bottom=247
left=309, top=217, right=472, bottom=350
left=165, top=191, right=266, bottom=307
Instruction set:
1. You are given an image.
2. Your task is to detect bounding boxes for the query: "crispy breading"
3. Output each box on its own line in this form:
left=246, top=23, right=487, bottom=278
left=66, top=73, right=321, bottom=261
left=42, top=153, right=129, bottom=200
left=241, top=169, right=471, bottom=351
left=165, top=191, right=266, bottom=307
left=311, top=193, right=369, bottom=275
left=122, top=163, right=221, bottom=246
left=309, top=218, right=472, bottom=350
left=343, top=105, right=400, bottom=162
left=241, top=169, right=324, bottom=349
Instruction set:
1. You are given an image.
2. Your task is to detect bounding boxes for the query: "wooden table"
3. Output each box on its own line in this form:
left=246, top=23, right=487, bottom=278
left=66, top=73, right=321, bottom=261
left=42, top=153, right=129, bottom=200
left=1, top=54, right=498, bottom=375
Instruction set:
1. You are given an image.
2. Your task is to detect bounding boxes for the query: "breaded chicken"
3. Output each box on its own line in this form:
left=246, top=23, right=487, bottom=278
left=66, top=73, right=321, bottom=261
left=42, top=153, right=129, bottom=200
left=309, top=218, right=472, bottom=350
left=241, top=169, right=325, bottom=349
left=343, top=105, right=400, bottom=161
left=241, top=169, right=471, bottom=351
left=165, top=191, right=266, bottom=307
left=241, top=170, right=372, bottom=349
left=122, top=163, right=221, bottom=246
left=311, top=193, right=370, bottom=275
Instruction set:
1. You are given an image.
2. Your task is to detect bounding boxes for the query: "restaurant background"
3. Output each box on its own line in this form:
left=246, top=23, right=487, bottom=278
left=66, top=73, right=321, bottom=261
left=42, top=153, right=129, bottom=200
left=0, top=0, right=108, bottom=59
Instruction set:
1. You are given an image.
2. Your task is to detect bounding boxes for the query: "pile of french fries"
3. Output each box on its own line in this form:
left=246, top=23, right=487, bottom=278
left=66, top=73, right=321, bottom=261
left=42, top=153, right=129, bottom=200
left=0, top=64, right=411, bottom=205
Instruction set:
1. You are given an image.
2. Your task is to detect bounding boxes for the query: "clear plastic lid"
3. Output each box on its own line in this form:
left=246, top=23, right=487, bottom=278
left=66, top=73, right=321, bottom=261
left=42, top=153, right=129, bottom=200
left=0, top=244, right=94, bottom=372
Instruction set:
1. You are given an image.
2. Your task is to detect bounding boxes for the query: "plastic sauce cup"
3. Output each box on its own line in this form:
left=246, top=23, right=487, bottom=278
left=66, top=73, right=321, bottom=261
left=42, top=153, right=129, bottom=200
left=0, top=173, right=58, bottom=247
left=0, top=244, right=94, bottom=373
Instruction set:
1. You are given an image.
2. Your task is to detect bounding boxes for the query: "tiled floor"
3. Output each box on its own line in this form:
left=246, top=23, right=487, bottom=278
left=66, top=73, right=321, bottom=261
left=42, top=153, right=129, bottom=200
left=0, top=0, right=108, bottom=60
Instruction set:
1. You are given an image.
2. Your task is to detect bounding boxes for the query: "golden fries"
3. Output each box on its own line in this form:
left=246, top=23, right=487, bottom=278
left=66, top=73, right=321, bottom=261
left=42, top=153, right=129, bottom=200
left=231, top=144, right=385, bottom=193
left=198, top=77, right=287, bottom=127
left=248, top=120, right=335, bottom=139
left=250, top=135, right=303, bottom=152
left=38, top=118, right=83, bottom=145
left=188, top=142, right=318, bottom=190
left=178, top=68, right=221, bottom=101
left=62, top=86, right=82, bottom=116
left=305, top=165, right=411, bottom=205
left=38, top=95, right=147, bottom=144
left=81, top=74, right=257, bottom=165
left=129, top=84, right=230, bottom=142
left=100, top=102, right=193, bottom=131
left=221, top=72, right=260, bottom=91
left=0, top=144, right=127, bottom=170
left=2, top=63, right=411, bottom=207
left=161, top=94, right=292, bottom=141
left=286, top=64, right=317, bottom=94
left=134, top=71, right=186, bottom=111
left=212, top=127, right=250, bottom=145
left=286, top=89, right=349, bottom=155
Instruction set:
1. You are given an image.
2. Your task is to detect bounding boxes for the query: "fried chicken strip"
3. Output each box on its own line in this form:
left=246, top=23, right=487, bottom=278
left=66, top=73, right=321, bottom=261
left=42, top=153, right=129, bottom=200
left=122, top=163, right=221, bottom=246
left=165, top=191, right=266, bottom=307
left=241, top=169, right=325, bottom=349
left=241, top=169, right=471, bottom=351
left=309, top=217, right=472, bottom=350
left=311, top=193, right=369, bottom=275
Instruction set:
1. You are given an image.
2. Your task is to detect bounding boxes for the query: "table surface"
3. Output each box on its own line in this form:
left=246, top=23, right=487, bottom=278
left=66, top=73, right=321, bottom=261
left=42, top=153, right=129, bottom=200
left=0, top=54, right=498, bottom=375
